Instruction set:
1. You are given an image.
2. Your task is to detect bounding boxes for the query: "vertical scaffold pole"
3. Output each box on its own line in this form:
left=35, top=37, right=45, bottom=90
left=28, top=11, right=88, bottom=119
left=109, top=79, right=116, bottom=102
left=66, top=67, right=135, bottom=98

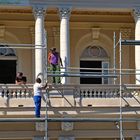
left=119, top=32, right=123, bottom=140
left=43, top=29, right=48, bottom=140
left=45, top=89, right=48, bottom=140
left=113, top=32, right=116, bottom=84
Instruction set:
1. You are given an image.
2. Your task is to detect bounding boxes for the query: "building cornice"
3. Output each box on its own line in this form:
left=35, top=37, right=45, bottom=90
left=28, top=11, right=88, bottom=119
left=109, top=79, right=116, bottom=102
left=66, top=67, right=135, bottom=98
left=0, top=8, right=132, bottom=17
left=0, top=9, right=32, bottom=14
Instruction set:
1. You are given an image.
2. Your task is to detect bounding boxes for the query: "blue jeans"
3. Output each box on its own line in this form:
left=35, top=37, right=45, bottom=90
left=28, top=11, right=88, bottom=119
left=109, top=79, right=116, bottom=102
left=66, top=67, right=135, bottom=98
left=33, top=96, right=41, bottom=118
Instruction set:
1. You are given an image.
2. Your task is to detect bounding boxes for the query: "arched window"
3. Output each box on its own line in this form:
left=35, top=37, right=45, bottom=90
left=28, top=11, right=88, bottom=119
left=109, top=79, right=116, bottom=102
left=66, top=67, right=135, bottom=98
left=81, top=45, right=108, bottom=58
left=80, top=46, right=109, bottom=84
left=0, top=45, right=16, bottom=56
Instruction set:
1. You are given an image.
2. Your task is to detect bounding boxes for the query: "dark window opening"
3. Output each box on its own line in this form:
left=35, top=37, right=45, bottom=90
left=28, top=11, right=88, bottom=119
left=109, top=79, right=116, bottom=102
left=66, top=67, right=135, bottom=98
left=80, top=61, right=102, bottom=84
left=0, top=60, right=16, bottom=84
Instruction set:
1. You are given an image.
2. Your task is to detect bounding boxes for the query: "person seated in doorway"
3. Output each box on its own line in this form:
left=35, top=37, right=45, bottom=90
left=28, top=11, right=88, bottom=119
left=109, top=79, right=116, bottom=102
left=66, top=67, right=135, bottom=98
left=15, top=72, right=23, bottom=84
left=22, top=76, right=27, bottom=84
left=15, top=72, right=27, bottom=85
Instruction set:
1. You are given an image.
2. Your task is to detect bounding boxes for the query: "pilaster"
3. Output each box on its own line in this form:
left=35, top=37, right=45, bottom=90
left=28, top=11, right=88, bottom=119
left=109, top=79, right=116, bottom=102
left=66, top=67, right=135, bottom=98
left=52, top=27, right=60, bottom=49
left=30, top=26, right=35, bottom=82
left=0, top=25, right=5, bottom=42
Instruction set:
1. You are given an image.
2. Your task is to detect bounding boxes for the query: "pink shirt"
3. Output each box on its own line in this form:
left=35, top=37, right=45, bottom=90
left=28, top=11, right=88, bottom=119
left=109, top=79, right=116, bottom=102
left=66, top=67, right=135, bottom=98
left=50, top=52, right=59, bottom=65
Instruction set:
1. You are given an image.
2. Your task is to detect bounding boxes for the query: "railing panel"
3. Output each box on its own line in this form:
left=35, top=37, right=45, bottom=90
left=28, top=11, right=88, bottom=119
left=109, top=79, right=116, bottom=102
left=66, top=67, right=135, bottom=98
left=0, top=84, right=139, bottom=99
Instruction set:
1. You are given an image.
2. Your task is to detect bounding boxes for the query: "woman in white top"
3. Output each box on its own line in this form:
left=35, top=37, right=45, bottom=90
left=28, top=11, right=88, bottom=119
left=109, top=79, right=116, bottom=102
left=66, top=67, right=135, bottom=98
left=33, top=78, right=48, bottom=118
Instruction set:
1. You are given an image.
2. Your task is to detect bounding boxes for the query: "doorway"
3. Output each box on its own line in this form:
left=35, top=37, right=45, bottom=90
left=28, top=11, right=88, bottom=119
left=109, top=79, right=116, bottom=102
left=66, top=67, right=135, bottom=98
left=0, top=60, right=16, bottom=84
left=80, top=61, right=102, bottom=84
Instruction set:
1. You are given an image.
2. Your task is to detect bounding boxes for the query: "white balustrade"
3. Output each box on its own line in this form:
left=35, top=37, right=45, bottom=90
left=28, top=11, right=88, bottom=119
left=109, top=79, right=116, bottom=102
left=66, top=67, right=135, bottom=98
left=0, top=84, right=139, bottom=99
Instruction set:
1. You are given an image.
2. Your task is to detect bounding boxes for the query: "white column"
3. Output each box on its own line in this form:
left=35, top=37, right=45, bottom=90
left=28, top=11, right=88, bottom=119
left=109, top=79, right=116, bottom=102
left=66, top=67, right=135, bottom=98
left=133, top=8, right=140, bottom=84
left=59, top=7, right=71, bottom=84
left=33, top=6, right=46, bottom=81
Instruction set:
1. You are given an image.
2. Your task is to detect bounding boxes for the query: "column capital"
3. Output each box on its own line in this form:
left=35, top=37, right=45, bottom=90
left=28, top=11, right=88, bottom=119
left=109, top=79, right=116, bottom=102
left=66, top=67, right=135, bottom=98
left=33, top=6, right=46, bottom=19
left=59, top=7, right=71, bottom=19
left=133, top=7, right=140, bottom=21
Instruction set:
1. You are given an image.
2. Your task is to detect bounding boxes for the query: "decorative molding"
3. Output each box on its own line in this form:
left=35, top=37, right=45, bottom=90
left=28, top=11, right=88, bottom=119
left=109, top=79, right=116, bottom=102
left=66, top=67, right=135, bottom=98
left=92, top=27, right=100, bottom=40
left=72, top=10, right=131, bottom=16
left=0, top=8, right=131, bottom=16
left=0, top=45, right=16, bottom=56
left=120, top=27, right=131, bottom=40
left=35, top=122, right=45, bottom=131
left=81, top=46, right=108, bottom=58
left=61, top=122, right=73, bottom=131
left=59, top=7, right=71, bottom=19
left=0, top=9, right=32, bottom=14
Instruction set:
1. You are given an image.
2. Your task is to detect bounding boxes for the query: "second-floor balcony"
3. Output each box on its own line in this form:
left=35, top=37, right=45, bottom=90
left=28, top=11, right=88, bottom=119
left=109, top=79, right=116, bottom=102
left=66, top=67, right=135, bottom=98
left=0, top=84, right=139, bottom=118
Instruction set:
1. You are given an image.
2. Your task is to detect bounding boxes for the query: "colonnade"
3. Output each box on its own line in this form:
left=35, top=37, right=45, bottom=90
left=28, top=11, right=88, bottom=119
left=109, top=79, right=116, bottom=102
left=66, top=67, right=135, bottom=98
left=33, top=6, right=71, bottom=84
left=33, top=6, right=140, bottom=84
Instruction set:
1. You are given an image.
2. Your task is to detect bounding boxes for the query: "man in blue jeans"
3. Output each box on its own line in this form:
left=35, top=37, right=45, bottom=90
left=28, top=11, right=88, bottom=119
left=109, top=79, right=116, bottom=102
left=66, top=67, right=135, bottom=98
left=33, top=78, right=48, bottom=118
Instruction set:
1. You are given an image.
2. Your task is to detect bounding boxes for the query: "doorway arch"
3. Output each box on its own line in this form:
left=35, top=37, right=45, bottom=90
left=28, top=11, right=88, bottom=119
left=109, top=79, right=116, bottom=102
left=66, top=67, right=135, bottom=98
left=80, top=45, right=109, bottom=84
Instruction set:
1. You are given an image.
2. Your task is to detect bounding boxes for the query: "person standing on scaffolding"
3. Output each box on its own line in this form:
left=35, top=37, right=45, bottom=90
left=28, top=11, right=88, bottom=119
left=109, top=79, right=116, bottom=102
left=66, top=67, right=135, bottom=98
left=48, top=47, right=63, bottom=84
left=33, top=78, right=48, bottom=118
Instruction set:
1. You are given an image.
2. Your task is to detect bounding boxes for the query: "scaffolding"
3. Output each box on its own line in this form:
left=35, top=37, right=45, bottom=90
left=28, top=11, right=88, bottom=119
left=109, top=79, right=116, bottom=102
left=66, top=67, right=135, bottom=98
left=0, top=33, right=140, bottom=140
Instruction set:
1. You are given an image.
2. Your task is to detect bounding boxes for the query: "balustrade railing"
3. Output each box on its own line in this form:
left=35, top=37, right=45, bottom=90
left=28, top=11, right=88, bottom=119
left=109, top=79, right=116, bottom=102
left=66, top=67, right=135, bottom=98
left=0, top=84, right=139, bottom=98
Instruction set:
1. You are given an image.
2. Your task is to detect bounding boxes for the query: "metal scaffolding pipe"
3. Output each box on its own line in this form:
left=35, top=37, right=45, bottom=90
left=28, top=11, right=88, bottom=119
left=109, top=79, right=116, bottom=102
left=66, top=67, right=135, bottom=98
left=121, top=40, right=140, bottom=45
left=47, top=72, right=140, bottom=77
left=0, top=43, right=45, bottom=47
left=0, top=117, right=139, bottom=122
left=47, top=73, right=118, bottom=78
